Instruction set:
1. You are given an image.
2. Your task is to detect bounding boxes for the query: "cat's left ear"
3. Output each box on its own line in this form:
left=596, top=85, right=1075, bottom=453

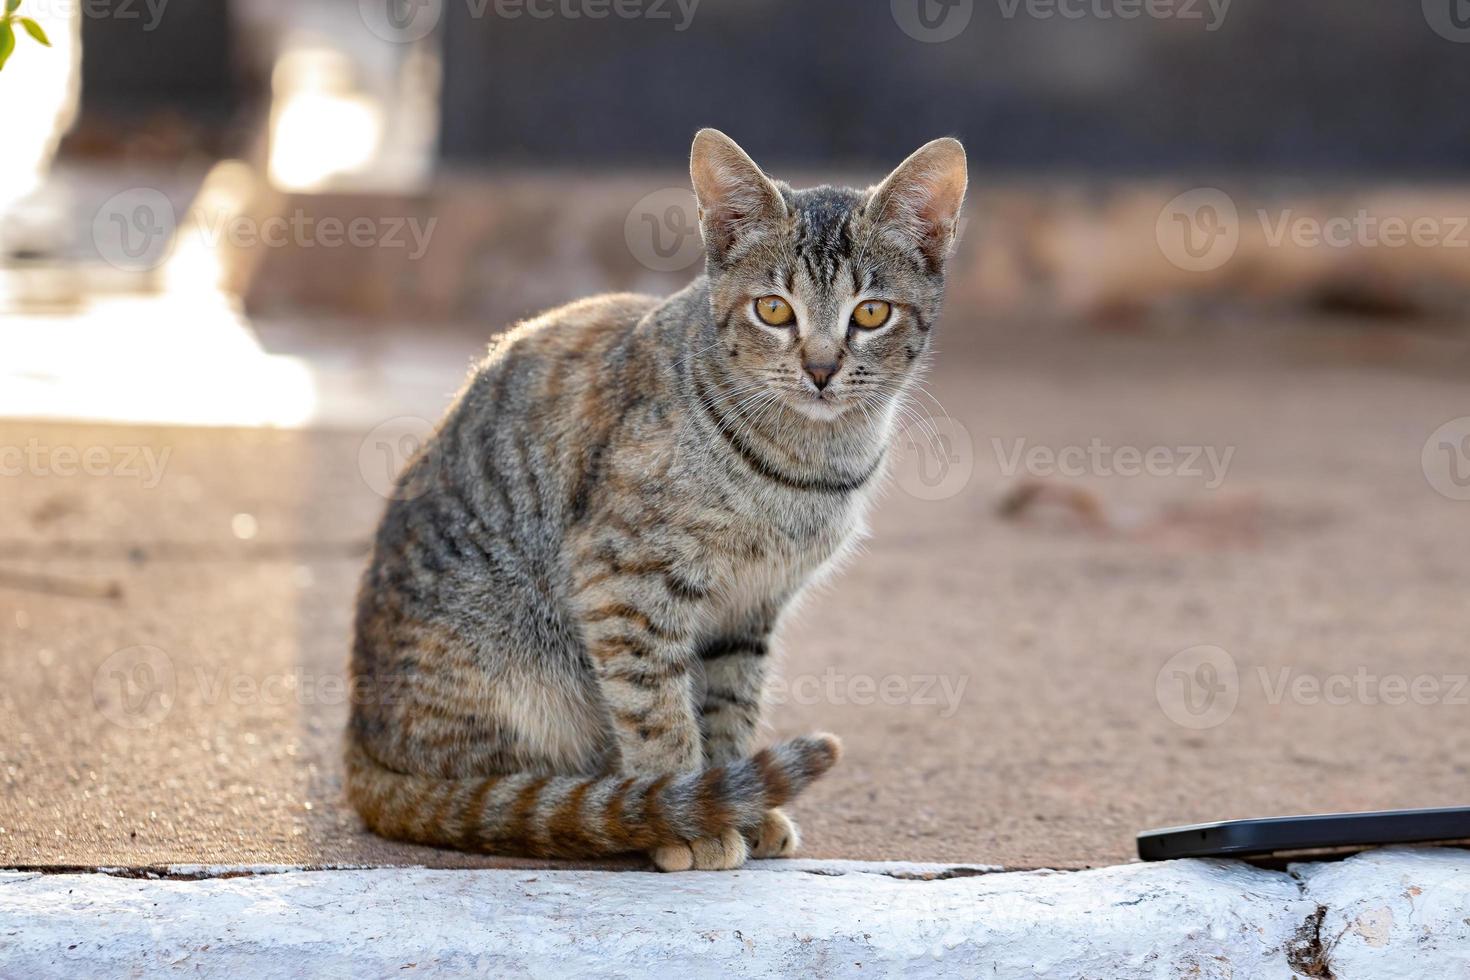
left=868, top=138, right=968, bottom=271
left=690, top=128, right=787, bottom=265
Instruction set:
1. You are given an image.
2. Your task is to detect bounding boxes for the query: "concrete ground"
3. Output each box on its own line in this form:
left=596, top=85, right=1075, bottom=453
left=2, top=312, right=1470, bottom=872
left=3, top=848, right=1468, bottom=977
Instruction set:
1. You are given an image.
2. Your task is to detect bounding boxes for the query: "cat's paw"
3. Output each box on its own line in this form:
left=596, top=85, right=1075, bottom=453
left=748, top=807, right=801, bottom=858
left=651, top=828, right=748, bottom=871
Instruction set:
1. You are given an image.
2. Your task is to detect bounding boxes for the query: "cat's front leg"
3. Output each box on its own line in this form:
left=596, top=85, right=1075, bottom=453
left=698, top=630, right=771, bottom=767
left=570, top=533, right=748, bottom=870
left=698, top=627, right=801, bottom=859
left=578, top=591, right=704, bottom=777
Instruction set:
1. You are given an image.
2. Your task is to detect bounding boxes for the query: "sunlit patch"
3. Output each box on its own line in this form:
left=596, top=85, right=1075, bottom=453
left=268, top=47, right=384, bottom=192
left=164, top=160, right=257, bottom=298
left=0, top=295, right=317, bottom=428
left=0, top=160, right=317, bottom=428
left=0, top=0, right=77, bottom=217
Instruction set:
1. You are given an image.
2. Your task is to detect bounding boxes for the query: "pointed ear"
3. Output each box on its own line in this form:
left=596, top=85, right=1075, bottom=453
left=690, top=128, right=787, bottom=264
left=868, top=137, right=968, bottom=270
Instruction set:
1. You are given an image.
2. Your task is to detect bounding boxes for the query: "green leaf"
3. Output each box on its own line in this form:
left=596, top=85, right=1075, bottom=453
left=0, top=22, right=15, bottom=71
left=5, top=0, right=20, bottom=15
left=19, top=16, right=46, bottom=45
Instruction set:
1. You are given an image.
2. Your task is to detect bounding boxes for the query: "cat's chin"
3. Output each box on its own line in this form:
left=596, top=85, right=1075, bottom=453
left=788, top=396, right=850, bottom=422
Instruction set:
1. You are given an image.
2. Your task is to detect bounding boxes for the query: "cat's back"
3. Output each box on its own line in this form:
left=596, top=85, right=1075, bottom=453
left=452, top=290, right=664, bottom=432
left=480, top=291, right=664, bottom=384
left=360, top=289, right=673, bottom=653
left=421, top=290, right=673, bottom=537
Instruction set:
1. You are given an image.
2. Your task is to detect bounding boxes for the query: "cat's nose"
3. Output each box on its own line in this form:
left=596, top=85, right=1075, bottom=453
left=803, top=361, right=839, bottom=391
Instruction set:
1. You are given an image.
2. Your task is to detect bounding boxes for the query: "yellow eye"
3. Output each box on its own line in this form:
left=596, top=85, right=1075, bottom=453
left=851, top=299, right=891, bottom=329
left=754, top=295, right=795, bottom=327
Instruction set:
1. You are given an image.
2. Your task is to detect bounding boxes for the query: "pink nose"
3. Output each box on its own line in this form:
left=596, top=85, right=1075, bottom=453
left=804, top=361, right=838, bottom=390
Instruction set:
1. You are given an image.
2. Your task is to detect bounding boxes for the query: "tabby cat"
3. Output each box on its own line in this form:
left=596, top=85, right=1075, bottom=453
left=347, top=129, right=967, bottom=870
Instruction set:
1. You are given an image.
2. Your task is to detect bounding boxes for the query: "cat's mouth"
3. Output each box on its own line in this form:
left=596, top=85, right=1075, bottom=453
left=789, top=391, right=848, bottom=421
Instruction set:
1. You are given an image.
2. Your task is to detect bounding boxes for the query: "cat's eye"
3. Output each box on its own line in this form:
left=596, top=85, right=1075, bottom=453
left=851, top=299, right=892, bottom=330
left=754, top=295, right=795, bottom=327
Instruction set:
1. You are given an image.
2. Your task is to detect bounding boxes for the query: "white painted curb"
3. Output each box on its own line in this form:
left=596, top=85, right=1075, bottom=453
left=1, top=848, right=1466, bottom=978
left=1291, top=848, right=1470, bottom=979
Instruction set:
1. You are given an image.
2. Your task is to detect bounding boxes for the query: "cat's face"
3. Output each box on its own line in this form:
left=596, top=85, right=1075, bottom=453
left=691, top=130, right=967, bottom=422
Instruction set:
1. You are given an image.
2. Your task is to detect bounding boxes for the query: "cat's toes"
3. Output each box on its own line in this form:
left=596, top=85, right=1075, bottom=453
left=690, top=828, right=748, bottom=870
left=652, top=829, right=747, bottom=871
left=651, top=842, right=695, bottom=872
left=749, top=807, right=801, bottom=858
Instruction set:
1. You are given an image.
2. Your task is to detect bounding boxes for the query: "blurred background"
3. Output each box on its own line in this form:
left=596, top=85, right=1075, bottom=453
left=2, top=0, right=1468, bottom=870
left=7, top=0, right=1470, bottom=419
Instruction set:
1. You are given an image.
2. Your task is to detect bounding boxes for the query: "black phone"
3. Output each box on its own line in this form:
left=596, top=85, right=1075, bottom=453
left=1137, top=806, right=1470, bottom=861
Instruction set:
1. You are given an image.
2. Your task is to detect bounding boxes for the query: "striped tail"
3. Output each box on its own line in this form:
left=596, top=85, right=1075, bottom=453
left=345, top=734, right=841, bottom=858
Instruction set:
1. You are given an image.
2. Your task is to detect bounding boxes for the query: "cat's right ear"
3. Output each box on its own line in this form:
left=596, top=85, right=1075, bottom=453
left=690, top=129, right=786, bottom=265
left=868, top=137, right=968, bottom=272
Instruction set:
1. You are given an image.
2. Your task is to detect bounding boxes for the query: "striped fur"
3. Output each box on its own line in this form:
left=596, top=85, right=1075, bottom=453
left=347, top=130, right=966, bottom=869
left=346, top=734, right=839, bottom=857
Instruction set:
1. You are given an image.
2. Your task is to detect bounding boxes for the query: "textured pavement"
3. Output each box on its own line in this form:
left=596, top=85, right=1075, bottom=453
left=10, top=848, right=1470, bottom=977
left=2, top=318, right=1469, bottom=869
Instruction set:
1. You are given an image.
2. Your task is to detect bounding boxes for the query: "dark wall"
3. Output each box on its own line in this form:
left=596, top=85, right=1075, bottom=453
left=82, top=0, right=234, bottom=116
left=440, top=0, right=1470, bottom=176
